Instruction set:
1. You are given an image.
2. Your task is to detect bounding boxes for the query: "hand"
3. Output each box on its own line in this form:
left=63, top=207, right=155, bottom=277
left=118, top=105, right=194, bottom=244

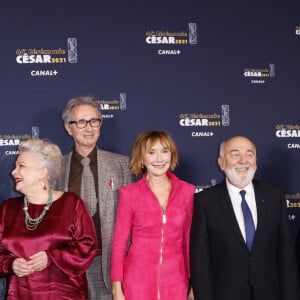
left=188, top=287, right=194, bottom=300
left=12, top=258, right=34, bottom=277
left=27, top=251, right=48, bottom=272
left=112, top=281, right=126, bottom=300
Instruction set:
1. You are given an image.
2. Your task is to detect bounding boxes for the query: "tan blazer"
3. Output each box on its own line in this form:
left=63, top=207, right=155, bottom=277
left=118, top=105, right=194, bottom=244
left=56, top=147, right=132, bottom=292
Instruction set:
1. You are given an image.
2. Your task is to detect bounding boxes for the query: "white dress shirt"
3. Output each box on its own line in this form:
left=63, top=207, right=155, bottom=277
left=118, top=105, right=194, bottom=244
left=226, top=179, right=257, bottom=242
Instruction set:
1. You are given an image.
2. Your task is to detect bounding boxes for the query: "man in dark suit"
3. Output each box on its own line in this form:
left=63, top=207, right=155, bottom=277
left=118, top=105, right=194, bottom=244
left=190, top=136, right=299, bottom=300
left=56, top=96, right=132, bottom=300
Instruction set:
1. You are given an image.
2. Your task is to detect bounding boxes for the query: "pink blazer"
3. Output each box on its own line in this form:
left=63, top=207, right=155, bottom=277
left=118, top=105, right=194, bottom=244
left=111, top=171, right=195, bottom=300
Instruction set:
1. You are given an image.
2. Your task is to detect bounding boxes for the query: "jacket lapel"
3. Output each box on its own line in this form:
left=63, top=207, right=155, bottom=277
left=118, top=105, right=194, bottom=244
left=96, top=148, right=113, bottom=291
left=217, top=182, right=249, bottom=250
left=96, top=149, right=110, bottom=220
left=250, top=180, right=265, bottom=252
left=57, top=152, right=72, bottom=191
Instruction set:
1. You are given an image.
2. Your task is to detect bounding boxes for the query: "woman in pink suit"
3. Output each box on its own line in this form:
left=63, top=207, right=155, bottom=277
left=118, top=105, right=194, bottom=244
left=111, top=130, right=195, bottom=300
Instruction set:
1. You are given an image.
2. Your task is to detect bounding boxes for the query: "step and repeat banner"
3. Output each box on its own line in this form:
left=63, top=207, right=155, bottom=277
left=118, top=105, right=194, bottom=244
left=1, top=0, right=300, bottom=239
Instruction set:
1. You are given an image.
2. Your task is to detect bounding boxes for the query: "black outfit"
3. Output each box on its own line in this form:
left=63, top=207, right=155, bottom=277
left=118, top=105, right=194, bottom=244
left=190, top=180, right=300, bottom=300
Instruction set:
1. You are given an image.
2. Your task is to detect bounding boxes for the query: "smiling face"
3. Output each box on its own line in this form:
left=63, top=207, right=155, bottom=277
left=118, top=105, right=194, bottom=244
left=64, top=104, right=101, bottom=155
left=143, top=140, right=171, bottom=178
left=11, top=151, right=47, bottom=195
left=218, top=136, right=257, bottom=189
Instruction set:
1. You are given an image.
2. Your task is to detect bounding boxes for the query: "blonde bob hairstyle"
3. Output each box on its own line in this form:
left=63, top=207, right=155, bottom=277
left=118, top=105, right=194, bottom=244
left=130, top=130, right=178, bottom=176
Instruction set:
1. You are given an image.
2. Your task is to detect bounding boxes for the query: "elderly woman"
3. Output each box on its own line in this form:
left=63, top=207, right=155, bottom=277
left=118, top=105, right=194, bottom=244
left=0, top=139, right=97, bottom=299
left=111, top=130, right=195, bottom=300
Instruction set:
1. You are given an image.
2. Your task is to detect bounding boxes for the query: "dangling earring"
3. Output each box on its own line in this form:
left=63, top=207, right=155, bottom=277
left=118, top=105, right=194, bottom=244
left=41, top=181, right=47, bottom=191
left=141, top=163, right=146, bottom=173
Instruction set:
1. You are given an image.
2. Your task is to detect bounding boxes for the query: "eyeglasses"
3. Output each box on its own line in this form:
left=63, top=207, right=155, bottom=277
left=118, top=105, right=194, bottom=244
left=68, top=118, right=102, bottom=129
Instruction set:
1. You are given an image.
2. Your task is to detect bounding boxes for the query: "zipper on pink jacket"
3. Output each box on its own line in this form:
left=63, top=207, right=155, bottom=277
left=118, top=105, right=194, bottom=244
left=157, top=209, right=167, bottom=300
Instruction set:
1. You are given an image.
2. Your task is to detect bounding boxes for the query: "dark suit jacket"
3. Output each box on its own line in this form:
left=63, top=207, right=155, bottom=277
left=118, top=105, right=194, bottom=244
left=190, top=180, right=299, bottom=300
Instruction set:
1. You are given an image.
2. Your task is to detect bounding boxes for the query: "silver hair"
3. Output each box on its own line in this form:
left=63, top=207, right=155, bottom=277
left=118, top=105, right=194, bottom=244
left=219, top=141, right=225, bottom=157
left=18, top=139, right=62, bottom=188
left=61, top=96, right=102, bottom=123
left=219, top=137, right=256, bottom=157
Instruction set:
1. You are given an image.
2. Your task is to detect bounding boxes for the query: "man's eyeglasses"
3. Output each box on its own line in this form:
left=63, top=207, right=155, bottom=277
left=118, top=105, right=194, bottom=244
left=68, top=118, right=102, bottom=129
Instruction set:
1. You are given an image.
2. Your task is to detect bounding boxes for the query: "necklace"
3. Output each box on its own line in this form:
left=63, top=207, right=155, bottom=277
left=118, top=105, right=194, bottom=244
left=23, top=190, right=53, bottom=230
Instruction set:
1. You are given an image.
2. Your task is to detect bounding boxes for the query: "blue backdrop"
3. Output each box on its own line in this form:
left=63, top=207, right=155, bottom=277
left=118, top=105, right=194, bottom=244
left=0, top=0, right=300, bottom=244
left=1, top=0, right=300, bottom=297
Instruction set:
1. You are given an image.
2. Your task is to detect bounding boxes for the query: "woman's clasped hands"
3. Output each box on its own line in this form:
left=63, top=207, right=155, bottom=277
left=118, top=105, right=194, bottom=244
left=12, top=250, right=48, bottom=277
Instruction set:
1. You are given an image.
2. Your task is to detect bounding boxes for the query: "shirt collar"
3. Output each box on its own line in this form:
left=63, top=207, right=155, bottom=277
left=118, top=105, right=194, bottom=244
left=73, top=146, right=97, bottom=164
left=226, top=178, right=253, bottom=195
